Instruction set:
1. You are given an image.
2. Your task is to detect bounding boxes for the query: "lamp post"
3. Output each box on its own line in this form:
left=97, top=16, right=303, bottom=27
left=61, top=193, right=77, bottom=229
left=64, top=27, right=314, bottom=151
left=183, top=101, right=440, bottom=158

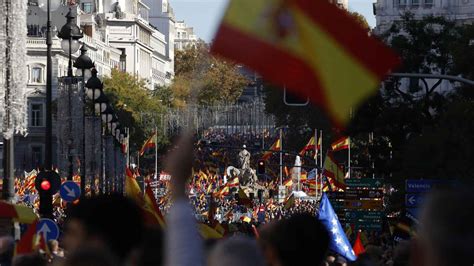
left=74, top=45, right=94, bottom=198
left=85, top=68, right=104, bottom=196
left=38, top=0, right=61, bottom=172
left=101, top=105, right=115, bottom=194
left=95, top=94, right=108, bottom=195
left=58, top=8, right=83, bottom=182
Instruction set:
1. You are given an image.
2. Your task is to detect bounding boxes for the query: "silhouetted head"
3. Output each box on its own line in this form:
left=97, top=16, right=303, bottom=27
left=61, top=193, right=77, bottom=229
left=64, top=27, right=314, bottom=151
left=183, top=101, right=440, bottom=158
left=64, top=194, right=144, bottom=261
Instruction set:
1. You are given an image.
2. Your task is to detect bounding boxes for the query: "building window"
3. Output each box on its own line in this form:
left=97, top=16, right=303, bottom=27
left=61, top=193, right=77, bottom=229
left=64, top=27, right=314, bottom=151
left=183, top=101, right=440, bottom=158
left=81, top=3, right=93, bottom=13
left=412, top=0, right=420, bottom=6
left=424, top=0, right=433, bottom=5
left=30, top=103, right=44, bottom=127
left=31, top=146, right=43, bottom=168
left=396, top=0, right=408, bottom=6
left=31, top=67, right=42, bottom=83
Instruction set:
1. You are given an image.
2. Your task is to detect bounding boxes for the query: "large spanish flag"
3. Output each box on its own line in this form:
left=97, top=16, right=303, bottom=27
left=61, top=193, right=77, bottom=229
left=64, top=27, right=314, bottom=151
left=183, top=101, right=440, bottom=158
left=139, top=132, right=157, bottom=156
left=212, top=0, right=399, bottom=128
left=331, top=137, right=350, bottom=151
left=262, top=138, right=281, bottom=161
left=323, top=153, right=346, bottom=190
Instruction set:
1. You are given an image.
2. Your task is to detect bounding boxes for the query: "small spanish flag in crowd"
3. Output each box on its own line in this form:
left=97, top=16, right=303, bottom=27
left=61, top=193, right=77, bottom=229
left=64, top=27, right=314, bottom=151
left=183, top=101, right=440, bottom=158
left=212, top=0, right=399, bottom=128
left=331, top=137, right=350, bottom=151
left=262, top=138, right=281, bottom=161
left=140, top=132, right=157, bottom=156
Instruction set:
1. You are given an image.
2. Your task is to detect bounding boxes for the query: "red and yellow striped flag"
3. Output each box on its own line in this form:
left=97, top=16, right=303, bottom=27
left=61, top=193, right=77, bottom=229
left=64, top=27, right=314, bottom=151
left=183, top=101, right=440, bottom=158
left=299, top=136, right=321, bottom=156
left=139, top=132, right=157, bottom=156
left=212, top=0, right=399, bottom=128
left=323, top=153, right=346, bottom=190
left=331, top=137, right=350, bottom=151
left=262, top=138, right=281, bottom=161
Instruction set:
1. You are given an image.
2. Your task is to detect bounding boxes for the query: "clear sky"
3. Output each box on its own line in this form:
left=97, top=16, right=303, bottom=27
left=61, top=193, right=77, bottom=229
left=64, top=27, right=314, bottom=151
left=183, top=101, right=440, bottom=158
left=170, top=0, right=376, bottom=42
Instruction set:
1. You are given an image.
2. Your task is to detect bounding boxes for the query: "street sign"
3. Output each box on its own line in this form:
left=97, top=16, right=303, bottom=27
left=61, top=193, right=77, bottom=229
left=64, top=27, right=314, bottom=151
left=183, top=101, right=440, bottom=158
left=328, top=190, right=383, bottom=199
left=60, top=181, right=81, bottom=202
left=406, top=208, right=420, bottom=222
left=37, top=218, right=59, bottom=241
left=405, top=179, right=435, bottom=193
left=344, top=211, right=384, bottom=220
left=343, top=199, right=383, bottom=210
left=346, top=178, right=384, bottom=188
left=405, top=179, right=458, bottom=193
left=353, top=223, right=382, bottom=231
left=405, top=194, right=424, bottom=207
left=344, top=189, right=383, bottom=199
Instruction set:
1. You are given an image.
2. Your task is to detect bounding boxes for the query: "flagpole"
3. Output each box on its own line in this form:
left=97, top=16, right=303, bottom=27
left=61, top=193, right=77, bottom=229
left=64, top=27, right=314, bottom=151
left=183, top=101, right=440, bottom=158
left=319, top=130, right=323, bottom=197
left=137, top=151, right=140, bottom=170
left=314, top=129, right=318, bottom=200
left=126, top=127, right=130, bottom=168
left=279, top=128, right=283, bottom=186
left=155, top=126, right=158, bottom=180
left=348, top=137, right=351, bottom=179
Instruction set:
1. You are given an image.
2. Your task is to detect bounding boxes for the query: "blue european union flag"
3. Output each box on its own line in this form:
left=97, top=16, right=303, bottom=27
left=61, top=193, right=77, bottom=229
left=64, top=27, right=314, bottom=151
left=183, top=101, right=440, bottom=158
left=307, top=168, right=317, bottom=180
left=318, top=193, right=357, bottom=261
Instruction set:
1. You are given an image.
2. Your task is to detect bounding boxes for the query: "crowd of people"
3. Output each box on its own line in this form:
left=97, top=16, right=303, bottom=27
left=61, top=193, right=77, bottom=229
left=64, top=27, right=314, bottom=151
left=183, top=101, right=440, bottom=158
left=1, top=133, right=473, bottom=266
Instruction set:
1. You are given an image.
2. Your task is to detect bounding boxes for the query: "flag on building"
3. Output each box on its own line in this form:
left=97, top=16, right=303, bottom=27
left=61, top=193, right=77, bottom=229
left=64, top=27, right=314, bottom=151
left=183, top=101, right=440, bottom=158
left=323, top=153, right=346, bottom=190
left=262, top=138, right=281, bottom=161
left=331, top=137, right=350, bottom=151
left=139, top=132, right=157, bottom=156
left=211, top=0, right=399, bottom=128
left=318, top=193, right=356, bottom=261
left=299, top=136, right=321, bottom=157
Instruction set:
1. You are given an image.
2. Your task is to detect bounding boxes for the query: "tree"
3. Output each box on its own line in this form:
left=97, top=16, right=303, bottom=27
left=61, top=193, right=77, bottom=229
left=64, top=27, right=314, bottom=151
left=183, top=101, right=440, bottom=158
left=349, top=11, right=370, bottom=32
left=103, top=69, right=167, bottom=151
left=172, top=42, right=248, bottom=106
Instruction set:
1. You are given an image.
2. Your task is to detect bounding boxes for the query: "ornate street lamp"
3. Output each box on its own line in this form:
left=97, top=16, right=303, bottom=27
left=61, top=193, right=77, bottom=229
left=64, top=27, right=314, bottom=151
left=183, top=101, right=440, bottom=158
left=73, top=45, right=94, bottom=198
left=38, top=0, right=61, bottom=173
left=58, top=9, right=83, bottom=77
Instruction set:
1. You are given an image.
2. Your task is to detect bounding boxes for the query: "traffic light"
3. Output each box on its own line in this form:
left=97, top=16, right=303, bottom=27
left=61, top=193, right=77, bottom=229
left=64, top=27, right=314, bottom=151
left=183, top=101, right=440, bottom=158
left=35, top=171, right=61, bottom=218
left=257, top=160, right=266, bottom=175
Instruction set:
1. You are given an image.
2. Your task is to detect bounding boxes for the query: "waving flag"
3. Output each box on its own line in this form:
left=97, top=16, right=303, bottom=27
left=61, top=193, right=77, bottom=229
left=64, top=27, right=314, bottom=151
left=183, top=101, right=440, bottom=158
left=140, top=132, right=157, bottom=156
left=331, top=137, right=350, bottom=151
left=299, top=136, right=321, bottom=157
left=262, top=138, right=281, bottom=161
left=212, top=0, right=399, bottom=128
left=318, top=193, right=356, bottom=261
left=323, top=153, right=346, bottom=190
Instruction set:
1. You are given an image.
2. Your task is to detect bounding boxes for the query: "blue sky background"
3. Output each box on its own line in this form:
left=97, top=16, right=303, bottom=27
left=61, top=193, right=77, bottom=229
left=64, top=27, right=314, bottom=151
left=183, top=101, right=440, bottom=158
left=170, top=0, right=375, bottom=42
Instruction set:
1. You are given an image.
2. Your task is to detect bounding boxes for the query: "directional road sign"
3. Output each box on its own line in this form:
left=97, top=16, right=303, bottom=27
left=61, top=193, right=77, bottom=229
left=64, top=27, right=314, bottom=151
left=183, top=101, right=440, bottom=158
left=346, top=178, right=384, bottom=188
left=344, top=211, right=384, bottom=220
left=60, top=181, right=81, bottom=202
left=406, top=180, right=435, bottom=193
left=406, top=208, right=420, bottom=222
left=344, top=189, right=383, bottom=199
left=343, top=199, right=383, bottom=210
left=406, top=179, right=458, bottom=193
left=353, top=223, right=382, bottom=231
left=37, top=218, right=59, bottom=241
left=405, top=194, right=424, bottom=207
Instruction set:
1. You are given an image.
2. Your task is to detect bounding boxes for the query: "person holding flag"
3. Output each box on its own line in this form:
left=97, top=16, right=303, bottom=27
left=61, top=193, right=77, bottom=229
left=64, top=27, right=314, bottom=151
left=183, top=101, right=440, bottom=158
left=318, top=193, right=357, bottom=261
